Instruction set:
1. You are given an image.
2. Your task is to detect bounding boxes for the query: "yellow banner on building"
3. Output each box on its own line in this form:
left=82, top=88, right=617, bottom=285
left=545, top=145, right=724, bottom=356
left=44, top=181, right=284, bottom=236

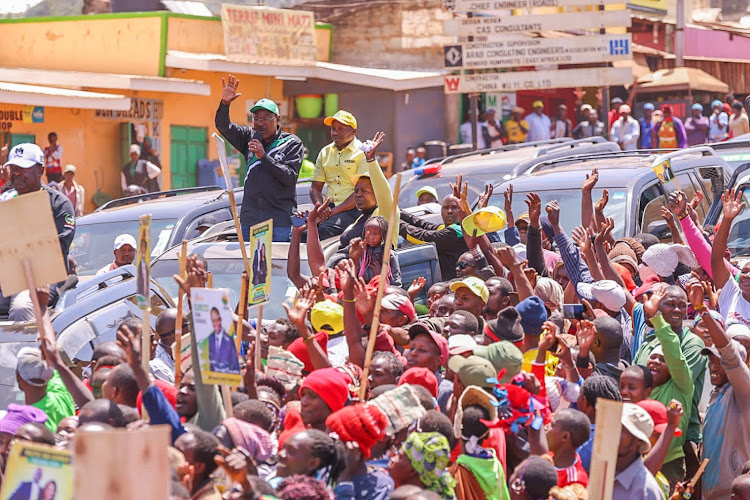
left=221, top=4, right=317, bottom=65
left=628, top=0, right=667, bottom=14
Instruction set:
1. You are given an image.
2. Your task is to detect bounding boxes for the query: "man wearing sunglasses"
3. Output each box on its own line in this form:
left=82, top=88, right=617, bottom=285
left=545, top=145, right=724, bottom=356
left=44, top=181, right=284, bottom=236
left=150, top=308, right=183, bottom=384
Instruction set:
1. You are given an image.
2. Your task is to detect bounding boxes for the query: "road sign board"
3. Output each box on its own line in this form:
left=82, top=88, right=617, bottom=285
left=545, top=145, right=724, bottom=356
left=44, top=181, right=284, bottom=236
left=443, top=67, right=633, bottom=93
left=443, top=34, right=631, bottom=69
left=444, top=10, right=631, bottom=36
left=443, top=0, right=624, bottom=10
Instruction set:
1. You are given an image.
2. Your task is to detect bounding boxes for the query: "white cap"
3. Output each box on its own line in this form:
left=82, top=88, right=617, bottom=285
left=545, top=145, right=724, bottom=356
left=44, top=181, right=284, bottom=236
left=4, top=143, right=43, bottom=169
left=129, top=144, right=141, bottom=155
left=448, top=334, right=477, bottom=355
left=114, top=234, right=137, bottom=251
left=576, top=280, right=626, bottom=312
left=621, top=403, right=654, bottom=454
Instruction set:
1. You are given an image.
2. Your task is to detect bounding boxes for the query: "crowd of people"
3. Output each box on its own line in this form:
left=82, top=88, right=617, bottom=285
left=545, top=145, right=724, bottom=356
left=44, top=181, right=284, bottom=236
left=1, top=74, right=750, bottom=500
left=454, top=90, right=750, bottom=152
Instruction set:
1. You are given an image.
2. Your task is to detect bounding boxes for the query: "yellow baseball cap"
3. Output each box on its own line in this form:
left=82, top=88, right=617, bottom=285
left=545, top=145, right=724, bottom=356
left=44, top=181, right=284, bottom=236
left=324, top=110, right=357, bottom=129
left=310, top=300, right=344, bottom=335
left=532, top=100, right=544, bottom=108
left=449, top=276, right=490, bottom=303
left=416, top=186, right=439, bottom=201
left=461, top=207, right=507, bottom=236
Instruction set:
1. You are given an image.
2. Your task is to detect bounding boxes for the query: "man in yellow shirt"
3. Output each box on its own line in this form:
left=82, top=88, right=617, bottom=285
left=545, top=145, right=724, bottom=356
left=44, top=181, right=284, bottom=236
left=505, top=107, right=529, bottom=144
left=310, top=110, right=369, bottom=239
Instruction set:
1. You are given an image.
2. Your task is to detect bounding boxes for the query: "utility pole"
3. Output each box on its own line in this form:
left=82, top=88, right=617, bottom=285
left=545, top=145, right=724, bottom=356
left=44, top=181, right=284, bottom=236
left=676, top=0, right=685, bottom=66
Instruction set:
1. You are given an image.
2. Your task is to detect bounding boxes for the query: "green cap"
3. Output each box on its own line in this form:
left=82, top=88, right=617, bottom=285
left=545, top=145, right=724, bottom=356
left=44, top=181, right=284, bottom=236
left=250, top=98, right=280, bottom=116
left=472, top=342, right=523, bottom=383
left=447, top=355, right=496, bottom=389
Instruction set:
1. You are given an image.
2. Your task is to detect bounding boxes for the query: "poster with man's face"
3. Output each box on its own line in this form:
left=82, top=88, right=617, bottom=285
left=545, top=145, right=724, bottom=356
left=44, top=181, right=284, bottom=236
left=135, top=215, right=151, bottom=309
left=190, top=287, right=241, bottom=386
left=0, top=441, right=72, bottom=500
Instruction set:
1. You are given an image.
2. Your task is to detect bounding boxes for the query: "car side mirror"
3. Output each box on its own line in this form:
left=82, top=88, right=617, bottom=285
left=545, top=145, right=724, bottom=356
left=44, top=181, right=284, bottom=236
left=647, top=220, right=671, bottom=241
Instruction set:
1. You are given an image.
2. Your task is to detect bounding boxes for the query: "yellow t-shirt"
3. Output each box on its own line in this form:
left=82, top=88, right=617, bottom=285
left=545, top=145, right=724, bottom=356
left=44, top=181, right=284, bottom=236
left=522, top=348, right=558, bottom=377
left=311, top=138, right=369, bottom=205
left=505, top=119, right=529, bottom=144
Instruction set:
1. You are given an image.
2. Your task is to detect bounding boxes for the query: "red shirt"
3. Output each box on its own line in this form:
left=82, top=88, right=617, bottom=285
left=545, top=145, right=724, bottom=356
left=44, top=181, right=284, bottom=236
left=552, top=452, right=589, bottom=487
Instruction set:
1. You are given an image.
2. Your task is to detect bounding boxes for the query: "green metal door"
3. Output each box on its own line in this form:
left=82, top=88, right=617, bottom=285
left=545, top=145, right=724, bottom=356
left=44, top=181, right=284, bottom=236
left=9, top=133, right=36, bottom=147
left=170, top=126, right=207, bottom=189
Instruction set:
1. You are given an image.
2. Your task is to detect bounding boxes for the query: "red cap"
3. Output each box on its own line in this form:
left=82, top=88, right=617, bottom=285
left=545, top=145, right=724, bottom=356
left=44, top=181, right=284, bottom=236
left=408, top=323, right=449, bottom=366
left=398, top=367, right=438, bottom=398
left=300, top=367, right=350, bottom=413
left=614, top=263, right=637, bottom=292
left=634, top=275, right=661, bottom=302
left=637, top=399, right=682, bottom=436
left=325, top=404, right=387, bottom=458
left=288, top=331, right=328, bottom=373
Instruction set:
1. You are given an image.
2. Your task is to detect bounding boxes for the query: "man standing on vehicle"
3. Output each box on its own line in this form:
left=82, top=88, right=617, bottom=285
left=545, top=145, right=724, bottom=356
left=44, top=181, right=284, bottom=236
left=216, top=74, right=304, bottom=242
left=0, top=143, right=75, bottom=321
left=310, top=110, right=368, bottom=240
left=97, top=234, right=137, bottom=275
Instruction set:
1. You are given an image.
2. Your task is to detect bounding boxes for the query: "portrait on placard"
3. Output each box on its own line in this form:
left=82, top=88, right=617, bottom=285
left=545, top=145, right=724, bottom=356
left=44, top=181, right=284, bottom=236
left=190, top=287, right=241, bottom=385
left=249, top=220, right=273, bottom=306
left=0, top=441, right=72, bottom=500
left=135, top=219, right=151, bottom=308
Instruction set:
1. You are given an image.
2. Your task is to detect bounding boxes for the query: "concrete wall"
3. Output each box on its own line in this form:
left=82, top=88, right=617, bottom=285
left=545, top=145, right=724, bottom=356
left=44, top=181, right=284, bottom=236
left=326, top=0, right=451, bottom=70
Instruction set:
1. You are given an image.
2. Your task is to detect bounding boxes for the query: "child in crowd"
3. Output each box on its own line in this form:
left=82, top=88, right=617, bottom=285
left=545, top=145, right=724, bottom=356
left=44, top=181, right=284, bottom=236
left=349, top=215, right=402, bottom=287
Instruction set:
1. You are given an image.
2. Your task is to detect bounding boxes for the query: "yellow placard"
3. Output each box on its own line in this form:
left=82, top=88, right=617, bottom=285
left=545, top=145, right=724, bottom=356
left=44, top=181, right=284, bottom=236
left=249, top=219, right=273, bottom=307
left=190, top=287, right=242, bottom=386
left=0, top=441, right=72, bottom=500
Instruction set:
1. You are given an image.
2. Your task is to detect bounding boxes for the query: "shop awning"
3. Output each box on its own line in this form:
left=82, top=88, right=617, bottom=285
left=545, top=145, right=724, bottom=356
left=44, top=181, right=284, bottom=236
left=636, top=67, right=730, bottom=93
left=164, top=50, right=446, bottom=92
left=0, top=82, right=131, bottom=110
left=0, top=68, right=210, bottom=96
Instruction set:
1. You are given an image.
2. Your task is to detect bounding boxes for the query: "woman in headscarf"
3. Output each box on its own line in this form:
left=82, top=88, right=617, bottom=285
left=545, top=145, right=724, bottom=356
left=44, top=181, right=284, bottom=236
left=388, top=432, right=456, bottom=499
left=534, top=277, right=564, bottom=315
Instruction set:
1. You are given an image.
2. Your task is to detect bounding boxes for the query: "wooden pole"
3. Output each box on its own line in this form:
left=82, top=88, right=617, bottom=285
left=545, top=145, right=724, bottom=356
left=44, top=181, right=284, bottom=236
left=174, top=240, right=188, bottom=390
left=254, top=305, right=263, bottom=372
left=207, top=272, right=213, bottom=288
left=221, top=384, right=234, bottom=418
left=22, top=259, right=46, bottom=344
left=138, top=215, right=152, bottom=375
left=235, top=272, right=249, bottom=356
left=359, top=174, right=402, bottom=401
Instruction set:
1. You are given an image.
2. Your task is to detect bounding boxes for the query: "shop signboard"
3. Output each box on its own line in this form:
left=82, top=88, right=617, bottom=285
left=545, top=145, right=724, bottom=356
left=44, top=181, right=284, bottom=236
left=444, top=10, right=631, bottom=36
left=443, top=0, right=623, bottom=10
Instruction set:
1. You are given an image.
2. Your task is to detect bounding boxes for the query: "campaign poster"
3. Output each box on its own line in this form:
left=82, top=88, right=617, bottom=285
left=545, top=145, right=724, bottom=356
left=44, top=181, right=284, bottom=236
left=135, top=214, right=151, bottom=308
left=0, top=441, right=72, bottom=500
left=190, top=287, right=241, bottom=386
left=249, top=219, right=273, bottom=306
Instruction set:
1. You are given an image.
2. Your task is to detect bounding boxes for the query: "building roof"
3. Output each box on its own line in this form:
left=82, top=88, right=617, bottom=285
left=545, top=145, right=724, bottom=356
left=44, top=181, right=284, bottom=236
left=165, top=50, right=445, bottom=91
left=0, top=68, right=210, bottom=96
left=0, top=82, right=130, bottom=110
left=636, top=66, right=730, bottom=93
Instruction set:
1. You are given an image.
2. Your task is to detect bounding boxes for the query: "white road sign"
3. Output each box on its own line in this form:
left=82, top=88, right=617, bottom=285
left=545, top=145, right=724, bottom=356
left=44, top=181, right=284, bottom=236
left=443, top=34, right=631, bottom=69
left=444, top=10, right=631, bottom=36
left=443, top=67, right=633, bottom=93
left=443, top=0, right=624, bottom=10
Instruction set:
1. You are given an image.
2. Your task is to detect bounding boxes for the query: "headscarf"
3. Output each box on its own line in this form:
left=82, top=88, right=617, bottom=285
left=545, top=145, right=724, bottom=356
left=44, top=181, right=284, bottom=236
left=402, top=432, right=456, bottom=498
left=221, top=418, right=273, bottom=462
left=359, top=216, right=393, bottom=284
left=534, top=277, right=563, bottom=312
left=325, top=404, right=387, bottom=459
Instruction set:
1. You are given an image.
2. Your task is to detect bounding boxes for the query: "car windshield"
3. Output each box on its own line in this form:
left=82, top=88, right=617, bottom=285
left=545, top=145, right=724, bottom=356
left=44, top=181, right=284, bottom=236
left=151, top=258, right=310, bottom=321
left=71, top=219, right=177, bottom=276
left=56, top=289, right=170, bottom=363
left=488, top=188, right=628, bottom=239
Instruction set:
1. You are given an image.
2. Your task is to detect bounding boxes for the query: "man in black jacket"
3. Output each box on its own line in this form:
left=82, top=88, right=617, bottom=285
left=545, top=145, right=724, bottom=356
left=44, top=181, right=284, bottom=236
left=215, top=74, right=304, bottom=242
left=0, top=143, right=75, bottom=320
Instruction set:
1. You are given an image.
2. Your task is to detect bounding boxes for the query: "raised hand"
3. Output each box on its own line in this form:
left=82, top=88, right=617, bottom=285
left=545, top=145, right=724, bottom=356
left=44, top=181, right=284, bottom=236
left=545, top=200, right=561, bottom=228
left=364, top=132, right=385, bottom=162
left=661, top=206, right=677, bottom=225
left=336, top=259, right=356, bottom=293
left=690, top=191, right=704, bottom=210
left=477, top=184, right=495, bottom=210
left=685, top=279, right=705, bottom=309
left=554, top=331, right=574, bottom=366
left=571, top=226, right=590, bottom=253
left=348, top=237, right=365, bottom=263
left=116, top=324, right=142, bottom=368
left=309, top=197, right=331, bottom=223
left=523, top=264, right=538, bottom=289
left=502, top=184, right=513, bottom=217
left=576, top=319, right=596, bottom=358
left=573, top=87, right=586, bottom=102
left=449, top=174, right=471, bottom=215
left=666, top=399, right=684, bottom=428
left=40, top=334, right=63, bottom=368
left=643, top=286, right=668, bottom=318
left=721, top=188, right=746, bottom=221
left=353, top=276, right=376, bottom=320
left=407, top=277, right=426, bottom=300
left=496, top=245, right=519, bottom=269
left=668, top=191, right=687, bottom=215
left=595, top=218, right=615, bottom=248
left=538, top=322, right=559, bottom=352
left=283, top=286, right=316, bottom=327
left=221, top=75, right=242, bottom=105
left=174, top=255, right=207, bottom=296
left=594, top=189, right=609, bottom=214
left=582, top=168, right=599, bottom=193
left=525, top=192, right=542, bottom=226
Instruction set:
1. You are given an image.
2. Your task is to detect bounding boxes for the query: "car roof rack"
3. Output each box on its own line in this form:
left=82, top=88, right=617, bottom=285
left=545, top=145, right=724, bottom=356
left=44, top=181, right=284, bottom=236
left=533, top=136, right=609, bottom=157
left=438, top=137, right=572, bottom=166
left=652, top=146, right=716, bottom=166
left=95, top=186, right=224, bottom=212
